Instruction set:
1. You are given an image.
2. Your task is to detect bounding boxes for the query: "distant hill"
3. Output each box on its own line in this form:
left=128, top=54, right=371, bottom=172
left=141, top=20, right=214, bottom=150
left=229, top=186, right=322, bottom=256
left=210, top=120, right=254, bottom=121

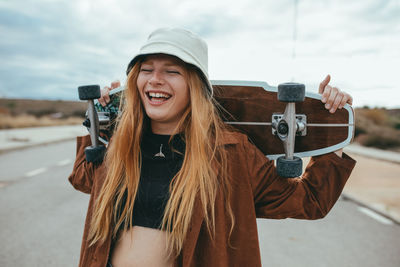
left=0, top=98, right=86, bottom=117
left=0, top=98, right=86, bottom=129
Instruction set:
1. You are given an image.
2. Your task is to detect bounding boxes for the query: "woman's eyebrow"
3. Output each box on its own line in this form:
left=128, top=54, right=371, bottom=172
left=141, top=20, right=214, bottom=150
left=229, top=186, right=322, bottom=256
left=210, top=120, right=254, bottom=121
left=164, top=62, right=182, bottom=67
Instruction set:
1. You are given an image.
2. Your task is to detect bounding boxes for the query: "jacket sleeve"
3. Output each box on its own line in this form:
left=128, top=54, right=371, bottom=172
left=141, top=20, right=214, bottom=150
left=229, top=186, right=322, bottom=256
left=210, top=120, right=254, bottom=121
left=68, top=135, right=96, bottom=194
left=244, top=140, right=356, bottom=219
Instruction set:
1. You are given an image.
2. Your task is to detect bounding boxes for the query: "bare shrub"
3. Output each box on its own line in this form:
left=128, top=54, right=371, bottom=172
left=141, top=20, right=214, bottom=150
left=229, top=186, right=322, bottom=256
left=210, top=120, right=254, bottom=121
left=363, top=134, right=400, bottom=150
left=364, top=108, right=388, bottom=125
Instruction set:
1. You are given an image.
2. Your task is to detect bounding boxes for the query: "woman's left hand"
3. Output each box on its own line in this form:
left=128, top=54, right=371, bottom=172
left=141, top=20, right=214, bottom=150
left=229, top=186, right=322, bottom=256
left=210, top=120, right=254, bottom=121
left=319, top=75, right=353, bottom=157
left=98, top=80, right=121, bottom=107
left=319, top=74, right=353, bottom=114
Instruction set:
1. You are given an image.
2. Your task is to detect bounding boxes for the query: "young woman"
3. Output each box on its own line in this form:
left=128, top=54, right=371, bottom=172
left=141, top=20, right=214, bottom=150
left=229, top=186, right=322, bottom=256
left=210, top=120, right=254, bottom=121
left=69, top=27, right=356, bottom=267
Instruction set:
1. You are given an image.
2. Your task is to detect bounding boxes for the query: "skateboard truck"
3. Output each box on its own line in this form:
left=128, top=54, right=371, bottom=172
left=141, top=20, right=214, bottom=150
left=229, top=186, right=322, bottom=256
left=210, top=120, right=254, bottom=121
left=78, top=85, right=106, bottom=164
left=272, top=82, right=306, bottom=178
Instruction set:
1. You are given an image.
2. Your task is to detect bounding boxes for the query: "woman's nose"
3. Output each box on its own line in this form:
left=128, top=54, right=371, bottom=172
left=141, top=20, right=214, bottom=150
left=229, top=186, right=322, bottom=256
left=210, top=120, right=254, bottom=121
left=148, top=70, right=164, bottom=86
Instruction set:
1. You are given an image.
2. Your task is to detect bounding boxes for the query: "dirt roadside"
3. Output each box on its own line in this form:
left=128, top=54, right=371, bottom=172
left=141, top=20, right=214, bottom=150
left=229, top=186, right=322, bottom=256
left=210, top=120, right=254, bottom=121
left=343, top=153, right=400, bottom=222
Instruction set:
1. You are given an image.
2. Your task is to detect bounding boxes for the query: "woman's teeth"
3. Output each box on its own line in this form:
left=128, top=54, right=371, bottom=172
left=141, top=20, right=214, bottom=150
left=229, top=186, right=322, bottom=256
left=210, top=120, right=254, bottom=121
left=149, top=92, right=170, bottom=98
left=147, top=92, right=171, bottom=102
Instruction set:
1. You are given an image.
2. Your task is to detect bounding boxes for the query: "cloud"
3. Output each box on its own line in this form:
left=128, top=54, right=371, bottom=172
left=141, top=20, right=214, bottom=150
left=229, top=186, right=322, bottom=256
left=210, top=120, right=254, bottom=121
left=0, top=0, right=399, bottom=107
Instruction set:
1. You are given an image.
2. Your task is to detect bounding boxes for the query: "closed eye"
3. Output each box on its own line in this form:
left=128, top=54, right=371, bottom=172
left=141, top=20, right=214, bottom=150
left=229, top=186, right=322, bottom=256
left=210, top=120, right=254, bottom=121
left=140, top=68, right=153, bottom=72
left=166, top=70, right=181, bottom=74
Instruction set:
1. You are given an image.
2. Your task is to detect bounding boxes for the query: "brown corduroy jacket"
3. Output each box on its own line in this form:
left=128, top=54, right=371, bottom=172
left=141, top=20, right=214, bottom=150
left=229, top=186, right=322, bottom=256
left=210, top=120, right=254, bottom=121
left=68, top=132, right=356, bottom=267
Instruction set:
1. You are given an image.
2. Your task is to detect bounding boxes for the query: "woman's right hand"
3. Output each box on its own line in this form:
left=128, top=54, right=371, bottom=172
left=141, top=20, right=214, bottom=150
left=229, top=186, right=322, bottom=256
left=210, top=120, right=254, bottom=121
left=98, top=80, right=121, bottom=107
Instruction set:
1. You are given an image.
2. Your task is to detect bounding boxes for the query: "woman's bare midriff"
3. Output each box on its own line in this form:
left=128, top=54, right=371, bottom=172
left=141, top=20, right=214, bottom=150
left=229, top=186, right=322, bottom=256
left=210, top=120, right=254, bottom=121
left=110, top=226, right=174, bottom=267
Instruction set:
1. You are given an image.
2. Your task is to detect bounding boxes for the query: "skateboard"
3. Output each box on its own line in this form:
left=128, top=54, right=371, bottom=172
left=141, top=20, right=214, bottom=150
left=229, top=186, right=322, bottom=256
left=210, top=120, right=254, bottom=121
left=78, top=80, right=354, bottom=177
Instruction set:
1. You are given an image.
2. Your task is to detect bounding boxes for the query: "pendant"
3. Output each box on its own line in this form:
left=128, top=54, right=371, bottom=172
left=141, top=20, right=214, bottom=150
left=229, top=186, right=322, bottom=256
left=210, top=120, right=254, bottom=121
left=154, top=144, right=166, bottom=158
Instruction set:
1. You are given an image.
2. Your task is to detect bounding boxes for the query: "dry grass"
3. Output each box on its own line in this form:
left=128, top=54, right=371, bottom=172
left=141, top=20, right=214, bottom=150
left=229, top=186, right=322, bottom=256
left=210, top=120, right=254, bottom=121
left=0, top=114, right=83, bottom=129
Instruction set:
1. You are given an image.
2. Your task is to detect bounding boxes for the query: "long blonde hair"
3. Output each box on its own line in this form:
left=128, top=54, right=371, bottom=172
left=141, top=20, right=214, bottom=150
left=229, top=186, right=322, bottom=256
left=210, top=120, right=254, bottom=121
left=88, top=59, right=235, bottom=258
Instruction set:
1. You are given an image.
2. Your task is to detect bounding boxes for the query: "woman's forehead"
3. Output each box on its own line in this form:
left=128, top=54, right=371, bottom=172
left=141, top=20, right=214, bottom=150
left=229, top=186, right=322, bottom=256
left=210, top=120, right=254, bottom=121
left=141, top=54, right=186, bottom=66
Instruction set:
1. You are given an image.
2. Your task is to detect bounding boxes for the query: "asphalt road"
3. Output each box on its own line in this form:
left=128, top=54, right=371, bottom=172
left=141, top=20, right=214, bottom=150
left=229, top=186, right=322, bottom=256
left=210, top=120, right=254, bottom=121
left=0, top=141, right=399, bottom=267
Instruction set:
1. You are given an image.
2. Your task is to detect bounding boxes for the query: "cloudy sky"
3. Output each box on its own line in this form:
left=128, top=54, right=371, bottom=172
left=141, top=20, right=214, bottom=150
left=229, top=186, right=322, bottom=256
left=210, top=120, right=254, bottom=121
left=0, top=0, right=399, bottom=108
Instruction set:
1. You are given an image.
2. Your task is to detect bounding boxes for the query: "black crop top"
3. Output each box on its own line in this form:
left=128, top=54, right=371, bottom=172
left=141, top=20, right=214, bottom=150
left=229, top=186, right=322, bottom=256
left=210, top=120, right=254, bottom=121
left=117, top=131, right=185, bottom=230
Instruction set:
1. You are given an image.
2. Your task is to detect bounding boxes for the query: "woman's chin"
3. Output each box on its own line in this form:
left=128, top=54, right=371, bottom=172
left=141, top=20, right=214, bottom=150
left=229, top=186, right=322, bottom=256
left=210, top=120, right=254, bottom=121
left=145, top=110, right=168, bottom=122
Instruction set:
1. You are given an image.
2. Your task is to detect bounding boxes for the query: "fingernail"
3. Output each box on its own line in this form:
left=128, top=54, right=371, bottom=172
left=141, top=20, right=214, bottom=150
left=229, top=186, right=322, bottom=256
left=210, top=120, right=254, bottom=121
left=330, top=108, right=335, bottom=113
left=325, top=104, right=330, bottom=109
left=322, top=97, right=326, bottom=103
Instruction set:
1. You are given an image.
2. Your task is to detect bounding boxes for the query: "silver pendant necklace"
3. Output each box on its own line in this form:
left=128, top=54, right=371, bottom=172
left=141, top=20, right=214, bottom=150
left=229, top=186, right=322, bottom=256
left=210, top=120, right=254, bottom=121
left=154, top=144, right=166, bottom=158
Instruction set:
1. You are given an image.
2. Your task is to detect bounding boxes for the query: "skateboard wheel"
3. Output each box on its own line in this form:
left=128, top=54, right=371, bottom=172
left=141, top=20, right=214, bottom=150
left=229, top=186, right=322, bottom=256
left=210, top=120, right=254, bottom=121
left=85, top=145, right=106, bottom=164
left=277, top=83, right=305, bottom=102
left=276, top=156, right=302, bottom=178
left=78, top=85, right=101, bottom=100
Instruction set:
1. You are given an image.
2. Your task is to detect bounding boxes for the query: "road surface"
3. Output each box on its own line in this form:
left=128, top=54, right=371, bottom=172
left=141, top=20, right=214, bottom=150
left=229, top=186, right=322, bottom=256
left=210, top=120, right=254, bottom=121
left=0, top=141, right=399, bottom=266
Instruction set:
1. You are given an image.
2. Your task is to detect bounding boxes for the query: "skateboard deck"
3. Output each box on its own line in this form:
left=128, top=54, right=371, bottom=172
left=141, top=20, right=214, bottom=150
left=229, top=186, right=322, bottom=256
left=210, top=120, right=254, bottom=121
left=90, top=80, right=354, bottom=160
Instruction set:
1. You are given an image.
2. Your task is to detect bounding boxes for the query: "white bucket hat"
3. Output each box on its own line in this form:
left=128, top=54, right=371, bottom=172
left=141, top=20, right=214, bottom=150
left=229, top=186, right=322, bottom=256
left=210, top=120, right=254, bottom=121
left=126, top=27, right=213, bottom=97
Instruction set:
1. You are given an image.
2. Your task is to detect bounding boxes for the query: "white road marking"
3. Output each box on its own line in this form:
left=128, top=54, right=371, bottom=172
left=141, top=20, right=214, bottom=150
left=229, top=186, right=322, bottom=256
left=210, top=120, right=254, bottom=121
left=25, top=167, right=47, bottom=177
left=358, top=207, right=394, bottom=225
left=57, top=159, right=72, bottom=166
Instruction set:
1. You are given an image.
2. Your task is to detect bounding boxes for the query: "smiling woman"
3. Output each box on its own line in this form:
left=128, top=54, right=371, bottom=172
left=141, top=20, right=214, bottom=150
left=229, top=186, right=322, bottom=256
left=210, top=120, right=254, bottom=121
left=68, top=27, right=356, bottom=267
